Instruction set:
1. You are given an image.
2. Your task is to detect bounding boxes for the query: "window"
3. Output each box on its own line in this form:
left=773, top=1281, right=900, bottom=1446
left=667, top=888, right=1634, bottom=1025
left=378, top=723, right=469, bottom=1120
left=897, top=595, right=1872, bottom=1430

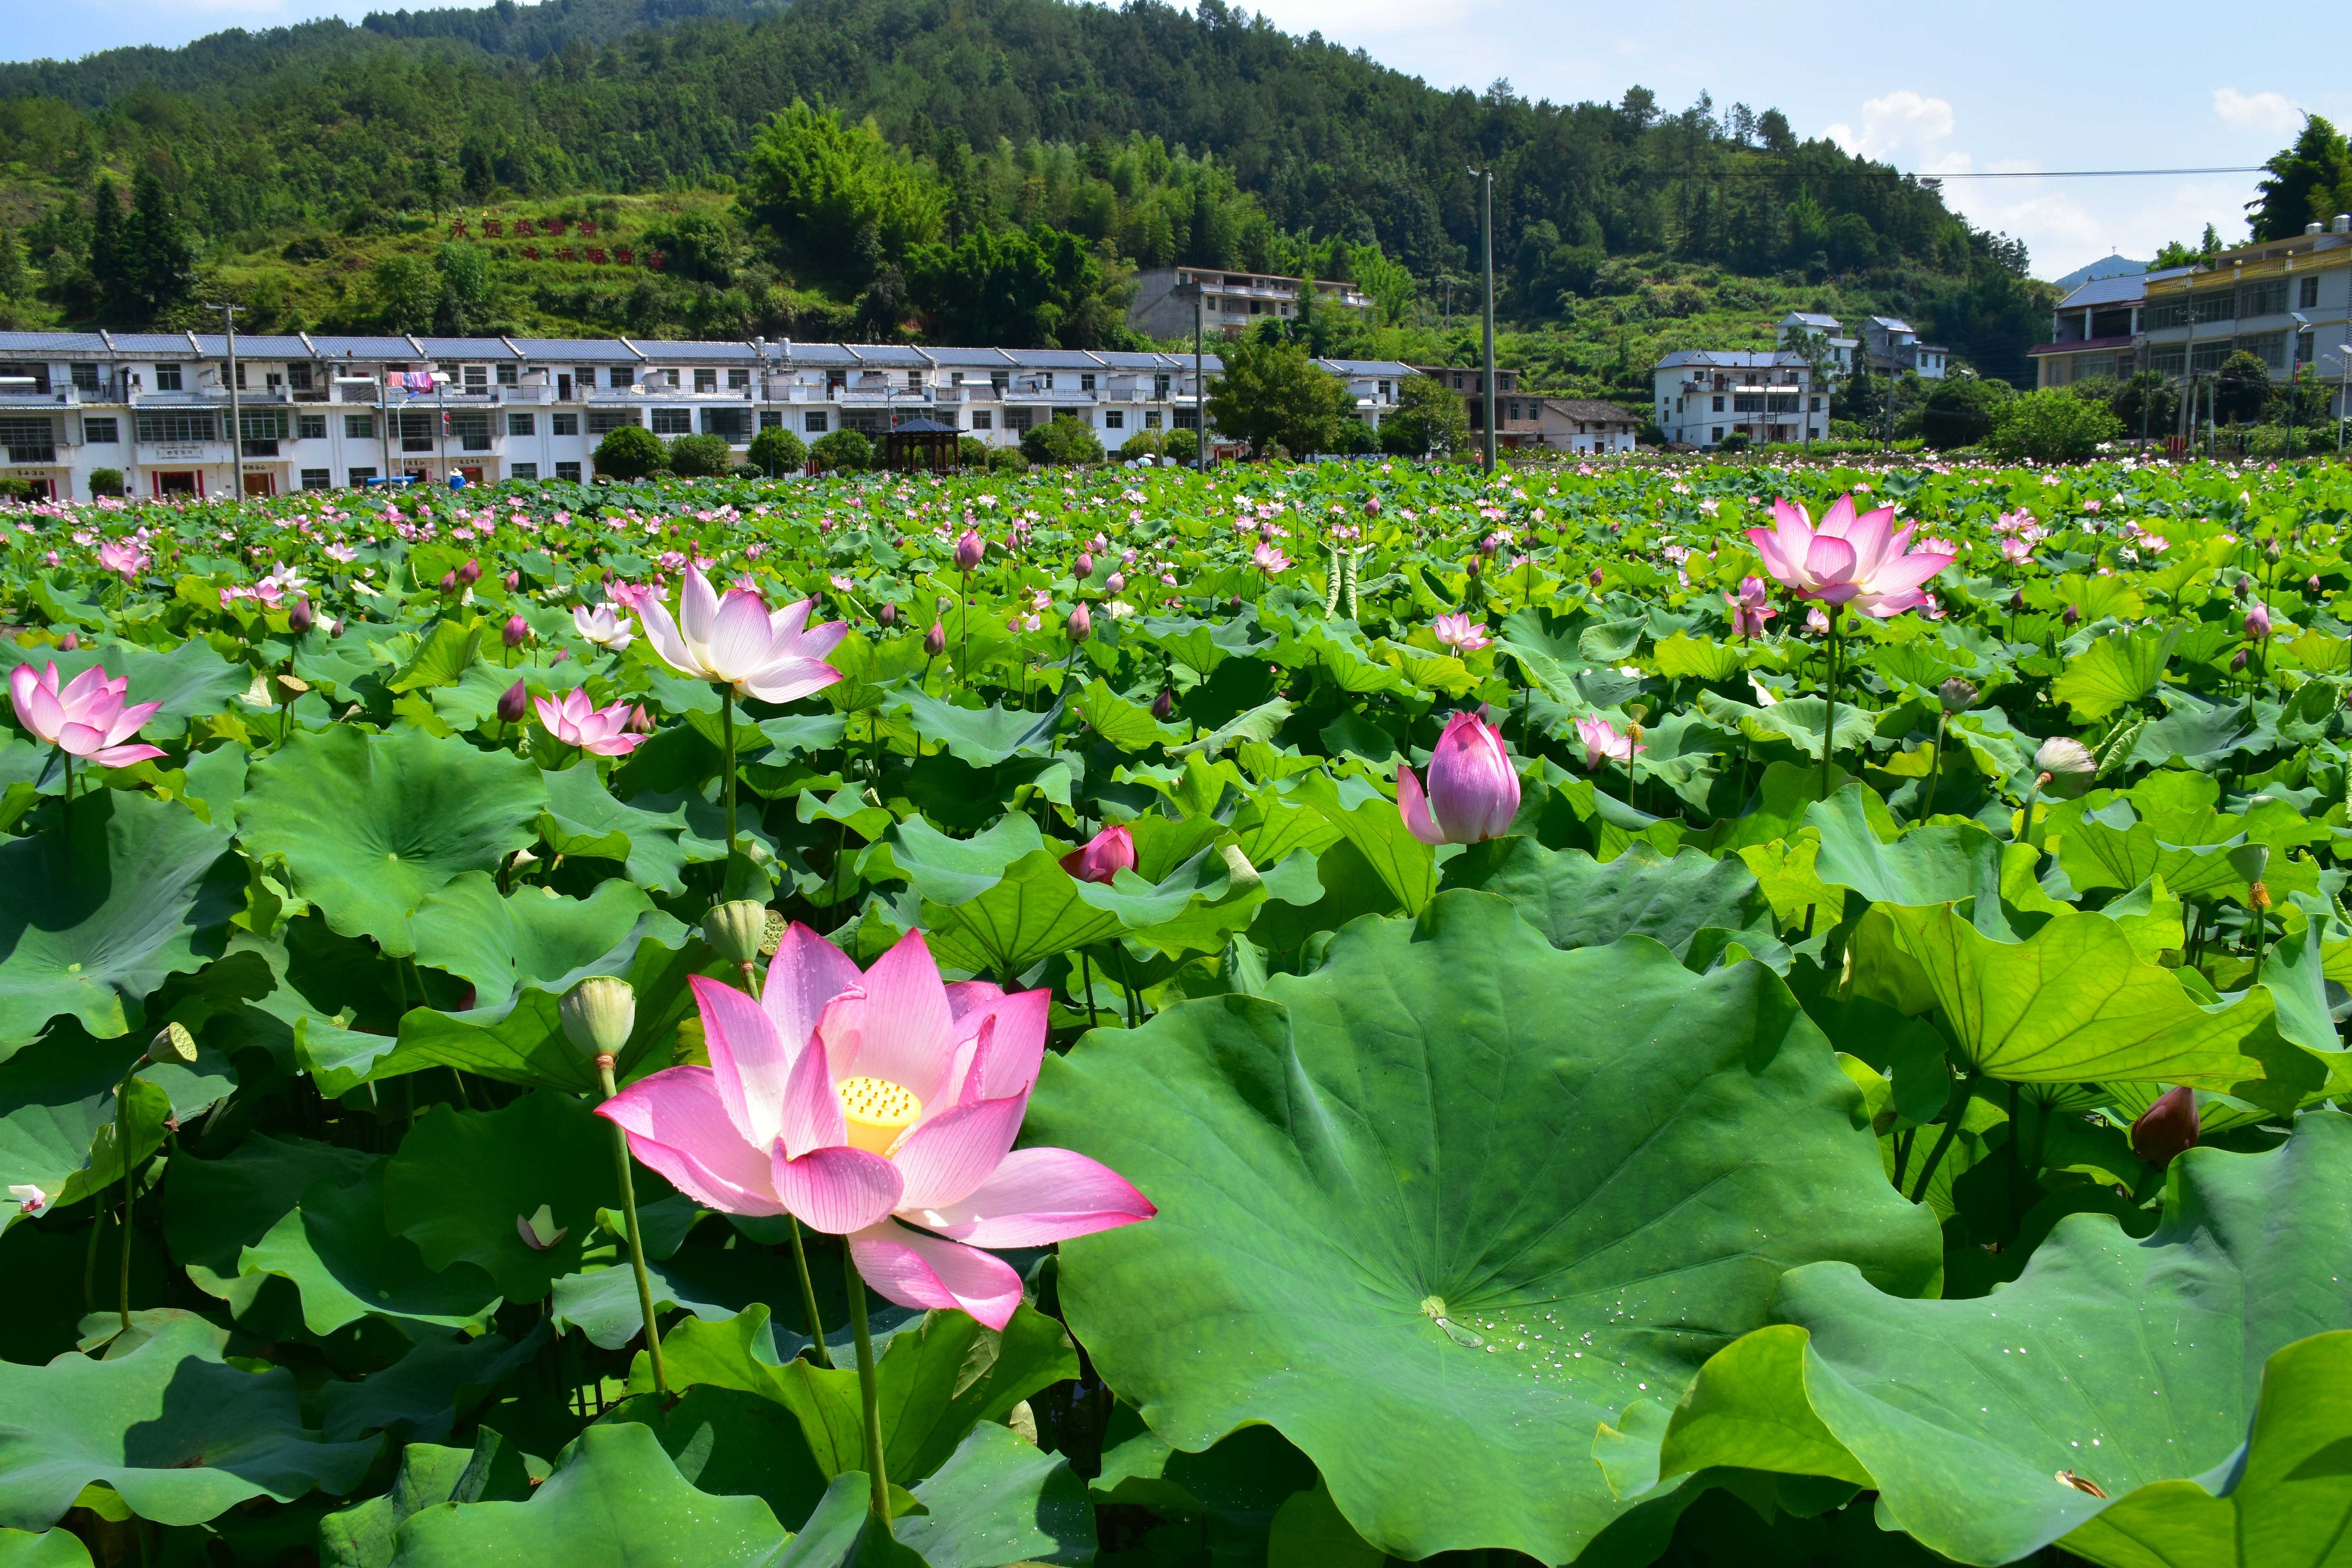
left=608, top=368, right=634, bottom=388
left=2147, top=300, right=2190, bottom=331
left=1711, top=395, right=1727, bottom=412
left=1104, top=410, right=1124, bottom=429
left=1711, top=427, right=1724, bottom=443
left=552, top=413, right=579, bottom=436
left=728, top=368, right=750, bottom=390
left=298, top=414, right=327, bottom=440
left=463, top=365, right=488, bottom=390
left=2149, top=345, right=2187, bottom=377
left=556, top=461, right=582, bottom=481
left=233, top=363, right=247, bottom=390
left=347, top=467, right=377, bottom=486
left=83, top=417, right=118, bottom=444
left=651, top=408, right=693, bottom=435
left=496, top=363, right=518, bottom=387
left=2296, top=331, right=2316, bottom=368
left=1080, top=374, right=1097, bottom=392
left=2192, top=291, right=2236, bottom=324
left=136, top=411, right=215, bottom=443
left=2241, top=331, right=2288, bottom=370
left=587, top=410, right=637, bottom=436
left=1005, top=408, right=1036, bottom=434
left=448, top=411, right=492, bottom=451
left=2240, top=279, right=2288, bottom=318
left=804, top=412, right=828, bottom=433
left=510, top=462, right=539, bottom=480
left=693, top=368, right=717, bottom=393
left=2299, top=276, right=2320, bottom=310
left=1155, top=374, right=1173, bottom=398
left=1144, top=410, right=1162, bottom=428
left=1173, top=409, right=1200, bottom=430
left=661, top=369, right=681, bottom=389
left=0, top=417, right=54, bottom=464
left=300, top=468, right=331, bottom=490
left=1376, top=380, right=1390, bottom=399
left=1766, top=393, right=1800, bottom=414
left=1808, top=396, right=1822, bottom=413
left=345, top=414, right=375, bottom=439
left=701, top=407, right=750, bottom=441
left=950, top=371, right=967, bottom=387
left=2190, top=341, right=2231, bottom=374
left=1039, top=373, right=1055, bottom=390
left=1732, top=394, right=1764, bottom=414
left=990, top=372, right=1009, bottom=390
left=971, top=410, right=993, bottom=430
left=154, top=364, right=183, bottom=391
left=508, top=412, right=536, bottom=437
left=70, top=364, right=99, bottom=393
left=759, top=411, right=781, bottom=430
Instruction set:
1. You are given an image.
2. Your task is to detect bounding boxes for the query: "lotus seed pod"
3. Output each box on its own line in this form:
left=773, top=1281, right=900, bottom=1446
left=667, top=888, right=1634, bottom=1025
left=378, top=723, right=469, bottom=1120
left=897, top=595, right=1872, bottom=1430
left=2129, top=1085, right=2199, bottom=1169
left=560, top=976, right=637, bottom=1060
left=2227, top=842, right=2270, bottom=886
left=702, top=900, right=768, bottom=965
left=1937, top=677, right=1978, bottom=714
left=2033, top=736, right=2096, bottom=799
left=759, top=909, right=786, bottom=957
left=148, top=1021, right=198, bottom=1065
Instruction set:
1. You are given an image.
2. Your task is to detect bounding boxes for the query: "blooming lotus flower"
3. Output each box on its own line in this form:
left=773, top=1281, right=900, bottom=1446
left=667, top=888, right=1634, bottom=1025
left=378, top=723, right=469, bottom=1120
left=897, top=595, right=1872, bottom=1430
left=96, top=541, right=148, bottom=580
left=1747, top=494, right=1953, bottom=617
left=1432, top=613, right=1491, bottom=652
left=535, top=689, right=649, bottom=757
left=573, top=604, right=635, bottom=651
left=1576, top=714, right=1644, bottom=773
left=639, top=566, right=847, bottom=702
left=9, top=664, right=165, bottom=767
left=1397, top=710, right=1519, bottom=845
left=598, top=927, right=1154, bottom=1328
left=1062, top=824, right=1136, bottom=885
left=1252, top=541, right=1291, bottom=575
left=1724, top=576, right=1777, bottom=639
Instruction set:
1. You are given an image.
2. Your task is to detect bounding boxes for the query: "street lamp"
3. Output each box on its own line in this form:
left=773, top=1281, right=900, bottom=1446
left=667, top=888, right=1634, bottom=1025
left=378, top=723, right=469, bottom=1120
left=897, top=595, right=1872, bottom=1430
left=1466, top=167, right=1496, bottom=474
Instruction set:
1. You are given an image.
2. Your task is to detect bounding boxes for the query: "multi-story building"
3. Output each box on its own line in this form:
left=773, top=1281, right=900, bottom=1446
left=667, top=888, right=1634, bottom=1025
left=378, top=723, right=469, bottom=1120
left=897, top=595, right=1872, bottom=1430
left=1861, top=316, right=1949, bottom=379
left=2028, top=270, right=2167, bottom=388
left=1128, top=268, right=1374, bottom=341
left=0, top=332, right=1432, bottom=499
left=1651, top=350, right=1830, bottom=447
left=2137, top=216, right=2352, bottom=420
left=1774, top=312, right=1859, bottom=375
left=1409, top=364, right=1545, bottom=449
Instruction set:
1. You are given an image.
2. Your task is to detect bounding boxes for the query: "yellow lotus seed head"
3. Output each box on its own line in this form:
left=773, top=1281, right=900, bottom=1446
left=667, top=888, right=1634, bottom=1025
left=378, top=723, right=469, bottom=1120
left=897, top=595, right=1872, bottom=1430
left=836, top=1075, right=923, bottom=1155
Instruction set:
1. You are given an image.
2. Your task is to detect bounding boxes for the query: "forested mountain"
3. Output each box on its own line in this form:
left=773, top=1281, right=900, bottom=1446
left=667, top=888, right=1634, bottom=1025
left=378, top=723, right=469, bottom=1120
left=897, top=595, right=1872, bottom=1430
left=0, top=0, right=2053, bottom=388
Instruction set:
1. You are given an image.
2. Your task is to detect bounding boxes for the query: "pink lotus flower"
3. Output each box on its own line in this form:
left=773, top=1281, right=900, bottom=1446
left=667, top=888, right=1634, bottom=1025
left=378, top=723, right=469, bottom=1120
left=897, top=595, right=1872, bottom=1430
left=1252, top=541, right=1291, bottom=575
left=599, top=928, right=1154, bottom=1328
left=9, top=663, right=166, bottom=767
left=534, top=689, right=649, bottom=757
left=1576, top=714, right=1643, bottom=773
left=2245, top=603, right=2273, bottom=641
left=96, top=541, right=148, bottom=580
left=1397, top=710, right=1519, bottom=845
left=640, top=566, right=847, bottom=702
left=1431, top=613, right=1490, bottom=652
left=1061, top=824, right=1136, bottom=885
left=572, top=604, right=635, bottom=652
left=1747, top=494, right=1953, bottom=617
left=1724, top=576, right=1777, bottom=639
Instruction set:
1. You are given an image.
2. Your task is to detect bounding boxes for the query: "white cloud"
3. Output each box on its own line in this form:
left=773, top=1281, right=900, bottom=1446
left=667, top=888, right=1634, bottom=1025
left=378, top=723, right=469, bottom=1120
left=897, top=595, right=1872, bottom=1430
left=2212, top=88, right=2302, bottom=133
left=1824, top=90, right=1957, bottom=161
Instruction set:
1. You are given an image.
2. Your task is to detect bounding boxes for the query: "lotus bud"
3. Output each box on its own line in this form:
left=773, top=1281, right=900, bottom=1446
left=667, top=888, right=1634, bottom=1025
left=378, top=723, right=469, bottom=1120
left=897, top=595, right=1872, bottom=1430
left=2008, top=590, right=2025, bottom=613
left=1399, top=710, right=1520, bottom=844
left=1465, top=556, right=1481, bottom=577
left=496, top=679, right=529, bottom=725
left=505, top=569, right=521, bottom=591
left=2234, top=576, right=2250, bottom=600
left=2129, top=1085, right=2199, bottom=1169
left=924, top=620, right=947, bottom=657
left=1076, top=551, right=1095, bottom=579
left=2308, top=575, right=2323, bottom=596
left=1937, top=677, right=1978, bottom=714
left=560, top=976, right=637, bottom=1061
left=954, top=530, right=985, bottom=572
left=148, top=1021, right=198, bottom=1066
left=1151, top=688, right=1175, bottom=721
left=503, top=613, right=529, bottom=648
left=551, top=646, right=570, bottom=663
left=1588, top=566, right=1603, bottom=588
left=877, top=602, right=898, bottom=628
left=2245, top=603, right=2272, bottom=641
left=439, top=570, right=458, bottom=593
left=288, top=597, right=314, bottom=634
left=2265, top=535, right=2282, bottom=562
left=1364, top=495, right=1381, bottom=516
left=1107, top=571, right=1125, bottom=594
left=2062, top=603, right=2080, bottom=628
left=2032, top=736, right=2096, bottom=799
left=1060, top=824, right=1136, bottom=885
left=702, top=900, right=769, bottom=965
left=59, top=632, right=78, bottom=651
left=2232, top=649, right=2249, bottom=673
left=626, top=704, right=653, bottom=734
left=1067, top=602, right=1092, bottom=642
left=459, top=557, right=483, bottom=585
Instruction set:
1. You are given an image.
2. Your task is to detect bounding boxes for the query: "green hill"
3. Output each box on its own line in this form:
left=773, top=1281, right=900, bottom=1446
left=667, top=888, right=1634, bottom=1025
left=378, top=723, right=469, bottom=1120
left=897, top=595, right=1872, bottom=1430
left=0, top=0, right=2053, bottom=393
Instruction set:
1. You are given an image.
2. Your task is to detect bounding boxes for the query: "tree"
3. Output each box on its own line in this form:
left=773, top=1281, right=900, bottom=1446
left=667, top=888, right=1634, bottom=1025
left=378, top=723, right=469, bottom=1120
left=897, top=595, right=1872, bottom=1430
left=747, top=425, right=807, bottom=474
left=2109, top=370, right=2179, bottom=440
left=2215, top=350, right=2273, bottom=424
left=1917, top=374, right=2014, bottom=448
left=810, top=428, right=872, bottom=471
left=2152, top=225, right=2224, bottom=269
left=1987, top=389, right=2120, bottom=461
left=370, top=254, right=442, bottom=335
left=665, top=433, right=733, bottom=477
left=432, top=242, right=498, bottom=335
left=1207, top=338, right=1351, bottom=457
left=0, top=225, right=22, bottom=302
left=123, top=169, right=195, bottom=320
left=742, top=101, right=944, bottom=289
left=1116, top=427, right=1165, bottom=460
left=1021, top=412, right=1104, bottom=466
left=592, top=422, right=666, bottom=479
left=1377, top=372, right=1469, bottom=455
left=1161, top=428, right=1200, bottom=465
left=85, top=176, right=128, bottom=321
left=902, top=223, right=1099, bottom=347
left=2247, top=115, right=2352, bottom=241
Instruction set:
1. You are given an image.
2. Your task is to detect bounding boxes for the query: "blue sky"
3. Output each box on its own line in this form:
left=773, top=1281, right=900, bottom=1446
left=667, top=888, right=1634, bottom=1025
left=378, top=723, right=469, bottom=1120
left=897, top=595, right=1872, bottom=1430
left=13, top=0, right=2352, bottom=280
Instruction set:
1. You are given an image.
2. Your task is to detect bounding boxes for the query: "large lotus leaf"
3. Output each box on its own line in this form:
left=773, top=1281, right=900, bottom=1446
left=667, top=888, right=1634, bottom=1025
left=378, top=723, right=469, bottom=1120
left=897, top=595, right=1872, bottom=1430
left=318, top=1329, right=545, bottom=1444
left=2128, top=691, right=2269, bottom=772
left=1803, top=787, right=2004, bottom=909
left=895, top=1422, right=1094, bottom=1568
left=319, top=1429, right=533, bottom=1568
left=1440, top=837, right=1774, bottom=961
left=2057, top=799, right=2315, bottom=904
left=0, top=791, right=242, bottom=1052
left=1025, top=890, right=1941, bottom=1563
left=164, top=1132, right=374, bottom=1307
left=236, top=726, right=547, bottom=957
left=536, top=767, right=722, bottom=896
left=1654, top=1114, right=2352, bottom=1566
left=861, top=815, right=1043, bottom=906
left=0, top=1314, right=378, bottom=1530
left=303, top=911, right=698, bottom=1095
left=0, top=1038, right=172, bottom=1232
left=385, top=1422, right=785, bottom=1567
left=2052, top=626, right=2181, bottom=721
left=1290, top=771, right=1435, bottom=915
left=0, top=1530, right=90, bottom=1566
left=240, top=1167, right=503, bottom=1337
left=887, top=686, right=1062, bottom=767
left=916, top=851, right=1126, bottom=978
left=554, top=1238, right=822, bottom=1352
left=410, top=875, right=651, bottom=1009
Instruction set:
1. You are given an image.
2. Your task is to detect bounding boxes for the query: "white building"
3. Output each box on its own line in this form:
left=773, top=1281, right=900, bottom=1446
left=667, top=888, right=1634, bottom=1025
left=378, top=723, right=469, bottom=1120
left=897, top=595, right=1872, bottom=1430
left=1128, top=268, right=1374, bottom=340
left=1773, top=312, right=1858, bottom=375
left=1534, top=399, right=1641, bottom=454
left=2135, top=216, right=2352, bottom=419
left=1652, top=350, right=1830, bottom=447
left=0, top=334, right=1424, bottom=499
left=1862, top=316, right=1949, bottom=379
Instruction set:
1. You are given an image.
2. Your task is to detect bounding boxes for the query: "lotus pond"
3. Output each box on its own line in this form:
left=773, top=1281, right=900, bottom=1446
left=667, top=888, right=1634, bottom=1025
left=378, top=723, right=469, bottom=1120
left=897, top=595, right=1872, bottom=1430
left=0, top=454, right=2347, bottom=1568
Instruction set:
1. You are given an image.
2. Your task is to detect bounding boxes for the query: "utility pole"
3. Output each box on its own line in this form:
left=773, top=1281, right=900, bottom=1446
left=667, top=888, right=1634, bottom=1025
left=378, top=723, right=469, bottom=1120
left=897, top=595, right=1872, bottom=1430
left=1470, top=167, right=1496, bottom=474
left=1193, top=281, right=1206, bottom=473
left=220, top=303, right=242, bottom=499
left=2288, top=312, right=2309, bottom=460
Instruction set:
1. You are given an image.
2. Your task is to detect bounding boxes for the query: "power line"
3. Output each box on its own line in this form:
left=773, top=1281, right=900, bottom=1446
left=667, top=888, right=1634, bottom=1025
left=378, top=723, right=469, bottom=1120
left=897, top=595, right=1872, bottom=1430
left=1924, top=167, right=2264, bottom=179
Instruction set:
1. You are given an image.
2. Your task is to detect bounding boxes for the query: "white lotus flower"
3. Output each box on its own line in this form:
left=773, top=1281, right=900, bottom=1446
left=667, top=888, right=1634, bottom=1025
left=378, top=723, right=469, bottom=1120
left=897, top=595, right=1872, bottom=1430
left=640, top=565, right=848, bottom=702
left=573, top=603, right=636, bottom=652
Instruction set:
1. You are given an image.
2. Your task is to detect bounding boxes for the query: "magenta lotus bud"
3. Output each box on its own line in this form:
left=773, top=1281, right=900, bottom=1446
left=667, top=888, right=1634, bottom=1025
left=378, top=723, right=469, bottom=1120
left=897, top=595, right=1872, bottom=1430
left=877, top=602, right=898, bottom=628
left=1477, top=535, right=1498, bottom=558
left=1152, top=688, right=1174, bottom=721
left=59, top=632, right=78, bottom=651
left=1076, top=551, right=1095, bottom=579
left=552, top=646, right=570, bottom=663
left=2245, top=603, right=2273, bottom=641
left=2309, top=575, right=2323, bottom=596
left=1588, top=568, right=1603, bottom=588
left=1465, top=557, right=1481, bottom=577
left=1364, top=496, right=1381, bottom=516
left=503, top=613, right=529, bottom=648
left=2008, top=590, right=2024, bottom=613
left=459, top=558, right=483, bottom=585
left=954, top=530, right=985, bottom=572
left=924, top=621, right=947, bottom=657
left=2232, top=649, right=2250, bottom=673
left=505, top=569, right=520, bottom=591
left=2234, top=577, right=2250, bottom=600
left=1059, top=824, right=1136, bottom=886
left=496, top=679, right=529, bottom=724
left=2265, top=535, right=2282, bottom=563
left=289, top=598, right=314, bottom=634
left=626, top=704, right=653, bottom=735
left=1397, top=711, right=1520, bottom=845
left=2130, top=1085, right=2199, bottom=1169
left=1067, top=602, right=1093, bottom=642
left=1106, top=571, right=1125, bottom=594
left=2062, top=603, right=2080, bottom=628
left=440, top=570, right=459, bottom=593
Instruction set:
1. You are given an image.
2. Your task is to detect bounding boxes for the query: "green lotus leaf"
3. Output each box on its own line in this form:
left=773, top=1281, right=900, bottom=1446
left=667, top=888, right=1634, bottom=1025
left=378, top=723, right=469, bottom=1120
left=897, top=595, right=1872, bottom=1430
left=319, top=1428, right=532, bottom=1568
left=0, top=1528, right=91, bottom=1566
left=385, top=621, right=481, bottom=694
left=429, top=657, right=589, bottom=729
left=553, top=1238, right=826, bottom=1352
left=1697, top=690, right=1877, bottom=760
left=381, top=1092, right=626, bottom=1302
left=164, top=1132, right=374, bottom=1308
left=2127, top=691, right=2270, bottom=772
left=1027, top=889, right=1941, bottom=1563
left=886, top=686, right=1061, bottom=767
left=237, top=726, right=547, bottom=958
left=1440, top=837, right=1775, bottom=961
left=240, top=1167, right=503, bottom=1337
left=1803, top=786, right=2004, bottom=909
left=0, top=791, right=242, bottom=1053
left=2053, top=626, right=2181, bottom=722
left=318, top=1329, right=545, bottom=1444
left=0, top=1037, right=172, bottom=1232
left=861, top=815, right=1044, bottom=907
left=0, top=1313, right=378, bottom=1531
left=383, top=1422, right=786, bottom=1568
left=1070, top=678, right=1185, bottom=751
left=1655, top=1114, right=2352, bottom=1566
left=32, top=640, right=249, bottom=747
left=915, top=851, right=1126, bottom=978
left=1870, top=903, right=2318, bottom=1100
left=895, top=1421, right=1094, bottom=1568
left=1290, top=771, right=1435, bottom=915
left=410, top=875, right=652, bottom=1009
left=536, top=767, right=723, bottom=896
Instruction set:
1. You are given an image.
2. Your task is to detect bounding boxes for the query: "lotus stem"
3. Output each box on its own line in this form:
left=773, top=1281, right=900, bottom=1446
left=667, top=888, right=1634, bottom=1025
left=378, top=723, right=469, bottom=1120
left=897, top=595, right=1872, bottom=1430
left=115, top=1059, right=139, bottom=1332
left=596, top=1054, right=666, bottom=1397
left=1921, top=711, right=1947, bottom=820
left=844, top=1247, right=893, bottom=1533
left=1818, top=606, right=1840, bottom=802
left=787, top=1220, right=834, bottom=1369
left=719, top=685, right=739, bottom=866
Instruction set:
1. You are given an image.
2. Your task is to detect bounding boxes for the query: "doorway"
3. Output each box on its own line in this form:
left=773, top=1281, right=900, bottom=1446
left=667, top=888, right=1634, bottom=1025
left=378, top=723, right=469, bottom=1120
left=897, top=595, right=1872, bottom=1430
left=242, top=472, right=276, bottom=498
left=457, top=466, right=485, bottom=487
left=154, top=471, right=198, bottom=498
